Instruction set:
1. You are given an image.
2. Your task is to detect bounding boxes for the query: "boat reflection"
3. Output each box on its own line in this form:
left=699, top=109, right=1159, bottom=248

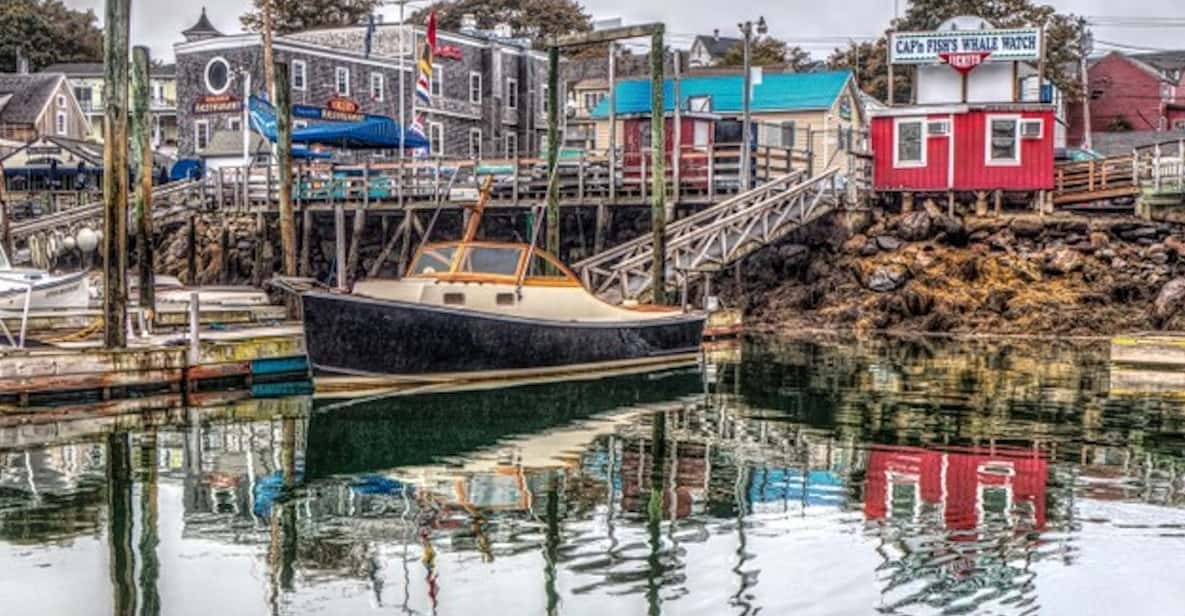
left=1, top=338, right=1185, bottom=615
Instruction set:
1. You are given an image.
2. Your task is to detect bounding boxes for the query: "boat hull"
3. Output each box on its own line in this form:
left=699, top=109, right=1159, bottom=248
left=0, top=271, right=90, bottom=310
left=302, top=291, right=706, bottom=378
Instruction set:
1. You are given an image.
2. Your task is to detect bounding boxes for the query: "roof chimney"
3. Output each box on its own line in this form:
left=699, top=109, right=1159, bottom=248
left=15, top=49, right=28, bottom=75
left=713, top=29, right=720, bottom=41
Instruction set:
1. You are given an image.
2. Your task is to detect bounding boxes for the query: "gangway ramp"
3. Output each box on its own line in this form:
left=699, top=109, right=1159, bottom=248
left=574, top=168, right=842, bottom=303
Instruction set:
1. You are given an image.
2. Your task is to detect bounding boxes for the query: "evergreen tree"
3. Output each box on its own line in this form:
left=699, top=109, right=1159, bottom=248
left=241, top=0, right=384, bottom=35
left=0, top=0, right=102, bottom=72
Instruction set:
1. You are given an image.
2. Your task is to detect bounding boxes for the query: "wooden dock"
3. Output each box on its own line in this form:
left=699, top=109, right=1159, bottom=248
left=1109, top=332, right=1185, bottom=396
left=0, top=323, right=308, bottom=410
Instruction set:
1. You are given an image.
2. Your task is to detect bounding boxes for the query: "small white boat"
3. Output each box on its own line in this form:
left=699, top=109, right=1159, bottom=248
left=0, top=245, right=90, bottom=311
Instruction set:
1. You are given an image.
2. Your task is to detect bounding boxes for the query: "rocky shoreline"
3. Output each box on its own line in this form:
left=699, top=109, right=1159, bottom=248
left=723, top=205, right=1185, bottom=336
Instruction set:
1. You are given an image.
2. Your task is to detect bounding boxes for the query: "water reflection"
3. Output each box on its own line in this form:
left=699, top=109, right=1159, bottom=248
left=1, top=338, right=1184, bottom=615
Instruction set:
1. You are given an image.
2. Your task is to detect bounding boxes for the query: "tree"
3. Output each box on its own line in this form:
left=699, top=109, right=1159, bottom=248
left=241, top=0, right=383, bottom=35
left=410, top=0, right=593, bottom=45
left=719, top=37, right=813, bottom=71
left=826, top=0, right=1085, bottom=102
left=0, top=0, right=102, bottom=72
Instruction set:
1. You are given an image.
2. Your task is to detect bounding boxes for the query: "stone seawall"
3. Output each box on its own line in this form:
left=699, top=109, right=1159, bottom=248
left=721, top=204, right=1185, bottom=336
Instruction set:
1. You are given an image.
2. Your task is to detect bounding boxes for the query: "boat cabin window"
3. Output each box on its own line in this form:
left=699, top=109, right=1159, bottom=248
left=525, top=253, right=571, bottom=280
left=456, top=246, right=523, bottom=277
left=411, top=246, right=457, bottom=275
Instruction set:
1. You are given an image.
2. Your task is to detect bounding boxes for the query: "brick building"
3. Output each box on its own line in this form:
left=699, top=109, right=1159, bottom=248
left=173, top=9, right=552, bottom=160
left=1067, top=51, right=1185, bottom=146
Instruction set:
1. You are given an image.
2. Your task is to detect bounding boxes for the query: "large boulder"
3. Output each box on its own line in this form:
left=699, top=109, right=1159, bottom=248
left=1154, top=278, right=1185, bottom=323
left=1044, top=248, right=1083, bottom=275
left=866, top=265, right=909, bottom=292
left=876, top=235, right=904, bottom=252
left=896, top=211, right=933, bottom=242
left=842, top=234, right=869, bottom=255
left=1010, top=217, right=1045, bottom=238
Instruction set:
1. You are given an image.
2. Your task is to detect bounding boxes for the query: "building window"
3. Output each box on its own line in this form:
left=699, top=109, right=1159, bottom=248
left=583, top=92, right=604, bottom=113
left=204, top=57, right=231, bottom=95
left=507, top=78, right=518, bottom=110
left=335, top=67, right=350, bottom=96
left=688, top=95, right=712, bottom=113
left=151, top=81, right=164, bottom=104
left=694, top=121, right=710, bottom=150
left=469, top=72, right=482, bottom=104
left=469, top=128, right=482, bottom=159
left=55, top=111, right=66, bottom=135
left=505, top=133, right=518, bottom=157
left=194, top=120, right=210, bottom=151
left=370, top=72, right=385, bottom=101
left=893, top=118, right=925, bottom=167
left=987, top=116, right=1020, bottom=165
left=430, top=64, right=443, bottom=98
left=228, top=117, right=242, bottom=131
left=75, top=86, right=93, bottom=111
left=429, top=121, right=443, bottom=154
left=56, top=94, right=66, bottom=109
left=292, top=60, right=307, bottom=91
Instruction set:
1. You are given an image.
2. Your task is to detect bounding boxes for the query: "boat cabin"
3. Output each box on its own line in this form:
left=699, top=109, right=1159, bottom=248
left=407, top=241, right=581, bottom=288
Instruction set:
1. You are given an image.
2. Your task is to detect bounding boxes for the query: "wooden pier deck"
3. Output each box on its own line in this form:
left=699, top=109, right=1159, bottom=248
left=0, top=323, right=308, bottom=410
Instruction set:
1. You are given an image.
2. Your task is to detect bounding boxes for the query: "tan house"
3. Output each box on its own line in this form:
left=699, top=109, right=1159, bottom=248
left=589, top=69, right=867, bottom=175
left=0, top=73, right=90, bottom=143
left=42, top=62, right=179, bottom=150
left=565, top=78, right=609, bottom=151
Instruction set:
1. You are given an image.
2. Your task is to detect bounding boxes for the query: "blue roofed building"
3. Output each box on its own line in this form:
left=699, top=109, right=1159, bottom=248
left=588, top=69, right=867, bottom=175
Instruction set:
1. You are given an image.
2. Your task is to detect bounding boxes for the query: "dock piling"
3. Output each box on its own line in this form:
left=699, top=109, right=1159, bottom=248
left=101, top=0, right=131, bottom=349
left=131, top=46, right=155, bottom=317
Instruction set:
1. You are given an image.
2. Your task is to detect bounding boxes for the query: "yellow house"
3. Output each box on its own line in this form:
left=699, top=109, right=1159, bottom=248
left=590, top=70, right=867, bottom=175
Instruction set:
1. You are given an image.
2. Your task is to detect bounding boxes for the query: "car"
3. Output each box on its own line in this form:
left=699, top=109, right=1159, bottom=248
left=1054, top=147, right=1105, bottom=163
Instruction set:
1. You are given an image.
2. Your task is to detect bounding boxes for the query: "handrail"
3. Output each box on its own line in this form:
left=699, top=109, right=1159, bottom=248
left=0, top=276, right=34, bottom=349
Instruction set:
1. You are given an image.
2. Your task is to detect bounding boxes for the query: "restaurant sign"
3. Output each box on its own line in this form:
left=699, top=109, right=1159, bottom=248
left=294, top=97, right=368, bottom=122
left=193, top=94, right=243, bottom=114
left=889, top=28, right=1041, bottom=65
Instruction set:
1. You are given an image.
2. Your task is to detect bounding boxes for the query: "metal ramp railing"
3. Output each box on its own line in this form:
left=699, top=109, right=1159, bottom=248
left=574, top=168, right=841, bottom=303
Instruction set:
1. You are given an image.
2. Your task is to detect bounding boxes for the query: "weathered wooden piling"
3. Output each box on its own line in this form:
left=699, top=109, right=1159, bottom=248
left=131, top=46, right=155, bottom=315
left=275, top=62, right=297, bottom=278
left=546, top=45, right=561, bottom=258
left=649, top=27, right=668, bottom=304
left=102, top=0, right=131, bottom=348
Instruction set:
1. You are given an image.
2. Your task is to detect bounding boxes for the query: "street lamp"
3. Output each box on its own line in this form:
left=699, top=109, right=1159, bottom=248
left=739, top=16, right=767, bottom=190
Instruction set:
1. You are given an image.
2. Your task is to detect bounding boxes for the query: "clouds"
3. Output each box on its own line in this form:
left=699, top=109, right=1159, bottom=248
left=65, top=0, right=1185, bottom=62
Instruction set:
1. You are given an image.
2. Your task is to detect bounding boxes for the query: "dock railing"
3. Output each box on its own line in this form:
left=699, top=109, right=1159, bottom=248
left=1052, top=155, right=1140, bottom=205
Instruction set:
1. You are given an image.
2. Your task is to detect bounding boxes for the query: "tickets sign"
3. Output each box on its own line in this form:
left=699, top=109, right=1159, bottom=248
left=890, top=28, right=1041, bottom=65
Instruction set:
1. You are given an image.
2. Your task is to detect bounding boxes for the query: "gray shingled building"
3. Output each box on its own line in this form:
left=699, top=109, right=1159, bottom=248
left=173, top=8, right=553, bottom=160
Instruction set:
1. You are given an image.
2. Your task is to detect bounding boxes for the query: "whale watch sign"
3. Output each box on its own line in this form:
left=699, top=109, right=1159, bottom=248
left=890, top=27, right=1042, bottom=67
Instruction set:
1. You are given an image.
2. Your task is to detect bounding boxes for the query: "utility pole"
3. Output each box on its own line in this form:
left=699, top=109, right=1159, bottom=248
left=102, top=0, right=130, bottom=349
left=261, top=0, right=277, bottom=99
left=649, top=26, right=667, bottom=304
left=739, top=17, right=767, bottom=191
left=1079, top=18, right=1093, bottom=150
left=131, top=46, right=155, bottom=317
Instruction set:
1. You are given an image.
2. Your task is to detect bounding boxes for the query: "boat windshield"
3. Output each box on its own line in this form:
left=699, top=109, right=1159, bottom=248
left=455, top=245, right=523, bottom=276
left=410, top=245, right=457, bottom=275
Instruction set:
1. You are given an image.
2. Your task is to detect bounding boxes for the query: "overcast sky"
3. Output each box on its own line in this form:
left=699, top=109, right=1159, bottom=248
left=64, top=0, right=1185, bottom=62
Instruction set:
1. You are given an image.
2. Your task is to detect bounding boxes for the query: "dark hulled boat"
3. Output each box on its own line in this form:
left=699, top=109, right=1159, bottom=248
left=301, top=187, right=705, bottom=382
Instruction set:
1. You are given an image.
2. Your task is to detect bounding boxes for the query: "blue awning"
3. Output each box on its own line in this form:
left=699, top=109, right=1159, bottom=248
left=249, top=96, right=428, bottom=150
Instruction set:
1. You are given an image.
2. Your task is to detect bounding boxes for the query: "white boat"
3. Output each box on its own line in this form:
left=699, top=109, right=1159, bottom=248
left=0, top=245, right=90, bottom=311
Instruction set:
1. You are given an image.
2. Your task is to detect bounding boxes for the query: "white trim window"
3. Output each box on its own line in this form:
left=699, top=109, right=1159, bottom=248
left=56, top=94, right=66, bottom=109
left=429, top=121, right=444, bottom=154
left=370, top=72, right=385, bottom=101
left=893, top=118, right=926, bottom=168
left=505, top=132, right=518, bottom=157
left=469, top=128, right=482, bottom=159
left=507, top=78, right=518, bottom=110
left=986, top=115, right=1021, bottom=166
left=469, top=72, right=482, bottom=104
left=430, top=64, right=443, bottom=98
left=335, top=67, right=350, bottom=96
left=204, top=57, right=231, bottom=95
left=227, top=116, right=242, bottom=131
left=292, top=60, right=307, bottom=91
left=55, top=111, right=67, bottom=135
left=194, top=120, right=210, bottom=152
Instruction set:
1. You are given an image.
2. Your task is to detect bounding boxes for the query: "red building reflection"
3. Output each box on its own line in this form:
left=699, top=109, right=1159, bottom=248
left=864, top=445, right=1048, bottom=531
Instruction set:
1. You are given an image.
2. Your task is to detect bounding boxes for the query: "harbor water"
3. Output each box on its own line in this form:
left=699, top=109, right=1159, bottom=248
left=2, top=336, right=1184, bottom=615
